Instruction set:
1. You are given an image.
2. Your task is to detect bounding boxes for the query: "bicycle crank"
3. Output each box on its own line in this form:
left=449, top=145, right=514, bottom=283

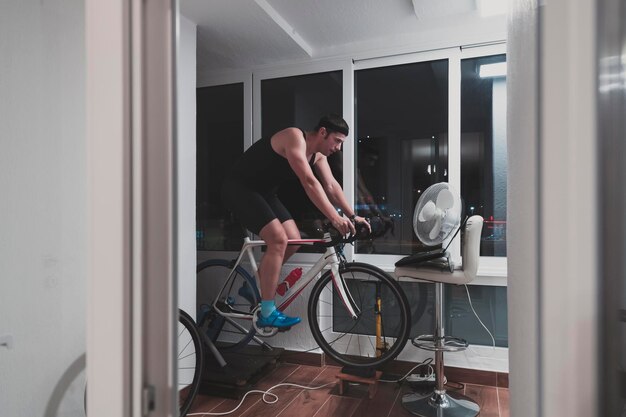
left=251, top=305, right=280, bottom=337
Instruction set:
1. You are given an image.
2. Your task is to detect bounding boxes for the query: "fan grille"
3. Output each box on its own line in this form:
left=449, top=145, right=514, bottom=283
left=413, top=182, right=462, bottom=246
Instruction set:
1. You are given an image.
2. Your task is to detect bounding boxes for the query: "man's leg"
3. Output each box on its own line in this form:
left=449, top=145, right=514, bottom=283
left=281, top=219, right=301, bottom=262
left=256, top=219, right=301, bottom=328
left=257, top=219, right=288, bottom=301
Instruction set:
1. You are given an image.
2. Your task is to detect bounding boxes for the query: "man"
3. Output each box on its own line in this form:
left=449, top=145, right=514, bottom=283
left=222, top=114, right=370, bottom=329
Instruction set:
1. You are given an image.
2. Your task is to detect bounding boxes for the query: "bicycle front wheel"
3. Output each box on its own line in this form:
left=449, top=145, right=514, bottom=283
left=308, top=262, right=410, bottom=368
left=178, top=309, right=203, bottom=417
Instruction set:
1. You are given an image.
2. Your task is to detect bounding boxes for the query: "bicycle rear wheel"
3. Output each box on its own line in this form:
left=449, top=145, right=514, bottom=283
left=196, top=259, right=259, bottom=352
left=178, top=309, right=203, bottom=417
left=308, top=262, right=411, bottom=368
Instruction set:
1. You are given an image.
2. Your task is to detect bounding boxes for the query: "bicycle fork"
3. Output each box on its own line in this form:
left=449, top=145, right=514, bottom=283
left=331, top=256, right=387, bottom=357
left=328, top=248, right=360, bottom=319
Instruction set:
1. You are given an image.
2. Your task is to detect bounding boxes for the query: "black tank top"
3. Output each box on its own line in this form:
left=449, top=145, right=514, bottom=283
left=228, top=128, right=316, bottom=193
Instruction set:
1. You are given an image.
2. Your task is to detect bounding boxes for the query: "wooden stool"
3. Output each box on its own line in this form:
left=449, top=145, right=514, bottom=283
left=336, top=370, right=382, bottom=399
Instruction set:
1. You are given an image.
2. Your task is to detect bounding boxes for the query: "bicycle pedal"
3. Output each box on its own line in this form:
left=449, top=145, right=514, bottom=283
left=277, top=326, right=292, bottom=333
left=258, top=328, right=279, bottom=337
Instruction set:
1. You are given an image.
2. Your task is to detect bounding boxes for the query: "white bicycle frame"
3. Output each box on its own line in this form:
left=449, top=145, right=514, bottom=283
left=212, top=233, right=360, bottom=321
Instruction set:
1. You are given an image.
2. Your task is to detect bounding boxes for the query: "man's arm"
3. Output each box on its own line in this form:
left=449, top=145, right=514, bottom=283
left=313, top=154, right=372, bottom=233
left=276, top=129, right=354, bottom=235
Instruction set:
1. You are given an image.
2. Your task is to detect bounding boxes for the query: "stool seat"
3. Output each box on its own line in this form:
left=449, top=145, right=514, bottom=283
left=395, top=215, right=483, bottom=286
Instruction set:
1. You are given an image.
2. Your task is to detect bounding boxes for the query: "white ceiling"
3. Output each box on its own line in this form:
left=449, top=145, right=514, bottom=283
left=180, top=0, right=507, bottom=76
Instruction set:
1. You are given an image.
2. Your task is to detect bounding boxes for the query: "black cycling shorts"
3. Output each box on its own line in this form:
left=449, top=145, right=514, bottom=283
left=221, top=178, right=293, bottom=235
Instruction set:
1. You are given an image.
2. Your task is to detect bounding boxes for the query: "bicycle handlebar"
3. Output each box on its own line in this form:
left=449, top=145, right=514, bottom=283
left=314, top=222, right=370, bottom=247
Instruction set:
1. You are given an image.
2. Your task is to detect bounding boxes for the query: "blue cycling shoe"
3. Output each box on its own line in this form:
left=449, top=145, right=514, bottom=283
left=256, top=309, right=301, bottom=329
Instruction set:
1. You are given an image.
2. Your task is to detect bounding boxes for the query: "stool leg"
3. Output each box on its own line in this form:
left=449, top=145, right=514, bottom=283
left=402, top=282, right=480, bottom=417
left=434, top=282, right=446, bottom=393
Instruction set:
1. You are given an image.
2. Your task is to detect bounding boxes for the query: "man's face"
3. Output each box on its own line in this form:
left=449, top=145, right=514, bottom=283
left=321, top=128, right=346, bottom=156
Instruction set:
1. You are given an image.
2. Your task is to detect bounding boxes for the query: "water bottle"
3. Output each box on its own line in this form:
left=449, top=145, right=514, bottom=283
left=276, top=267, right=303, bottom=296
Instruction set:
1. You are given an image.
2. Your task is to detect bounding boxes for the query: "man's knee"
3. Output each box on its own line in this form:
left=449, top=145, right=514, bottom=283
left=265, top=231, right=288, bottom=252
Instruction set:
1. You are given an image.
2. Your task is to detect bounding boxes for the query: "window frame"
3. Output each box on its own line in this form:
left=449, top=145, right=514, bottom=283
left=458, top=43, right=507, bottom=282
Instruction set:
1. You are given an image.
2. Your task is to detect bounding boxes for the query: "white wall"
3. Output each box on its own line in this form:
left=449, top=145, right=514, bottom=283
left=177, top=15, right=197, bottom=316
left=0, top=1, right=87, bottom=416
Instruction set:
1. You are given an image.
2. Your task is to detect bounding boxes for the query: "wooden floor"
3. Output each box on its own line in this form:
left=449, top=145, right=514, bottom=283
left=188, top=362, right=510, bottom=417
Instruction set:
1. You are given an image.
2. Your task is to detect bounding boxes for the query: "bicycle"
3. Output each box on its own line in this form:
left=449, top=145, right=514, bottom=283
left=196, top=228, right=411, bottom=368
left=177, top=309, right=204, bottom=417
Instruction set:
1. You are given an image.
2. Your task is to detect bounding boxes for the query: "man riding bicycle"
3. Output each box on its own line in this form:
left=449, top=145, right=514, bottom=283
left=222, top=114, right=371, bottom=329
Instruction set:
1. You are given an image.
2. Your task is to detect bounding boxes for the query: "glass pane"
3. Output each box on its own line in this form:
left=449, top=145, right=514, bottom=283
left=461, top=54, right=507, bottom=256
left=446, top=284, right=508, bottom=347
left=355, top=60, right=449, bottom=254
left=1, top=2, right=87, bottom=415
left=401, top=282, right=508, bottom=347
left=196, top=83, right=244, bottom=251
left=261, top=71, right=343, bottom=246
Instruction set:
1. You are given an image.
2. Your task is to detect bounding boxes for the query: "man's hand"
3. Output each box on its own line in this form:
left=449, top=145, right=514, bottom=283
left=331, top=215, right=355, bottom=236
left=353, top=215, right=372, bottom=234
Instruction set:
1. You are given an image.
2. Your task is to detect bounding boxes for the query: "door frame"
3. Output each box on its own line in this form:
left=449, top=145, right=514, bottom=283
left=508, top=0, right=599, bottom=416
left=86, top=1, right=177, bottom=416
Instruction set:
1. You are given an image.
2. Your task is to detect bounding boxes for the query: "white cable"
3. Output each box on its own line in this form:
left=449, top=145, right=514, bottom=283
left=379, top=358, right=433, bottom=383
left=463, top=284, right=496, bottom=348
left=187, top=381, right=336, bottom=416
left=190, top=360, right=438, bottom=416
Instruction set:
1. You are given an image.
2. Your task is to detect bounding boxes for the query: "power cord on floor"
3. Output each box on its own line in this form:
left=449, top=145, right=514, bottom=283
left=380, top=285, right=496, bottom=389
left=186, top=381, right=335, bottom=416
left=378, top=358, right=435, bottom=383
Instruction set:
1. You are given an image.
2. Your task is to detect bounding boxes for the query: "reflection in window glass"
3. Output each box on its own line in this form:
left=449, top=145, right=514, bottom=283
left=196, top=83, right=244, bottom=251
left=355, top=60, right=449, bottom=255
left=261, top=71, right=343, bottom=243
left=461, top=55, right=507, bottom=256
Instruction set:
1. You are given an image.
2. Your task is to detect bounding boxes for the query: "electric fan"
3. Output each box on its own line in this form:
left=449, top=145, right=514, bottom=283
left=396, top=182, right=463, bottom=269
left=413, top=182, right=462, bottom=246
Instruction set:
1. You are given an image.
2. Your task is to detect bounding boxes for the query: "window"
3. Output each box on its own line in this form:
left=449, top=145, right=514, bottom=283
left=353, top=49, right=508, bottom=266
left=196, top=83, right=244, bottom=251
left=355, top=60, right=449, bottom=255
left=461, top=54, right=507, bottom=256
left=198, top=48, right=508, bottom=276
left=261, top=71, right=343, bottom=243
